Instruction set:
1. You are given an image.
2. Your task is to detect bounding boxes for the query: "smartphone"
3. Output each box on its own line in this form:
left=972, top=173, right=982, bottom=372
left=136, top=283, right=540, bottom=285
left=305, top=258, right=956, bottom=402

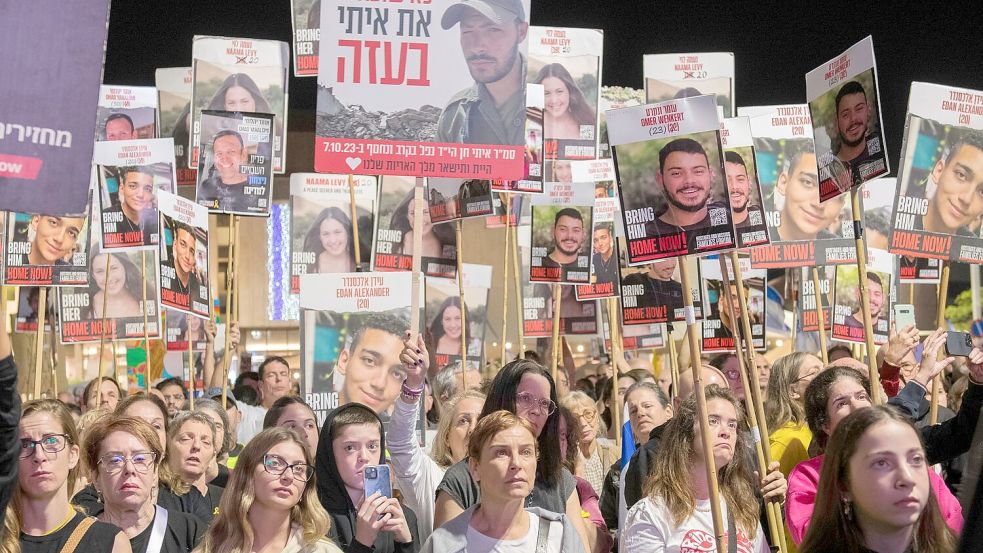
left=945, top=331, right=975, bottom=357
left=893, top=304, right=916, bottom=331
left=364, top=464, right=392, bottom=499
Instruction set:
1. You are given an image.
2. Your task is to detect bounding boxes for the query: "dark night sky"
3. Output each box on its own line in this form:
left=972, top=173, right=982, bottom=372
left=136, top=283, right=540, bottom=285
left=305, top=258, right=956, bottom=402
left=103, top=0, right=983, bottom=292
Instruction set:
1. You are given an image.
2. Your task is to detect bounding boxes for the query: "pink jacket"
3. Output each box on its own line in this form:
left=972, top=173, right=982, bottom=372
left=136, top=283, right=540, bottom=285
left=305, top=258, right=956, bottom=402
left=787, top=455, right=963, bottom=544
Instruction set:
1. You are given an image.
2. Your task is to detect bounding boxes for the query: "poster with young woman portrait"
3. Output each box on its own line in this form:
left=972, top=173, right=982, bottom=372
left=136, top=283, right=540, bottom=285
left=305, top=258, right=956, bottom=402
left=3, top=194, right=92, bottom=286
left=58, top=235, right=162, bottom=343
left=96, top=85, right=158, bottom=142
left=190, top=36, right=289, bottom=173
left=158, top=190, right=210, bottom=319
left=643, top=52, right=735, bottom=117
left=195, top=110, right=274, bottom=216
left=94, top=138, right=176, bottom=250
left=155, top=67, right=197, bottom=187
left=289, top=172, right=378, bottom=293
left=372, top=175, right=457, bottom=279
left=164, top=307, right=207, bottom=351
left=425, top=263, right=491, bottom=370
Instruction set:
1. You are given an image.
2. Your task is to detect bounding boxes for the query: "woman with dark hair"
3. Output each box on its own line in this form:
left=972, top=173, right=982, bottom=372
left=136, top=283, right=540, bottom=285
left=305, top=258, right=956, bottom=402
left=426, top=353, right=591, bottom=547
left=390, top=189, right=454, bottom=258
left=800, top=405, right=957, bottom=553
left=263, top=396, right=319, bottom=454
left=428, top=296, right=480, bottom=358
left=87, top=247, right=152, bottom=320
left=533, top=63, right=596, bottom=141
left=302, top=206, right=356, bottom=273
left=785, top=346, right=979, bottom=544
left=206, top=74, right=272, bottom=114
left=623, top=385, right=769, bottom=552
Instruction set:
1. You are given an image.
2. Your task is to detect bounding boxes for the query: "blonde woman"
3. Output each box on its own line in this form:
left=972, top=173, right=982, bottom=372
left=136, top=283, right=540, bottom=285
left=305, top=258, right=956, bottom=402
left=161, top=412, right=222, bottom=521
left=195, top=427, right=341, bottom=553
left=765, top=352, right=824, bottom=477
left=561, top=391, right=617, bottom=494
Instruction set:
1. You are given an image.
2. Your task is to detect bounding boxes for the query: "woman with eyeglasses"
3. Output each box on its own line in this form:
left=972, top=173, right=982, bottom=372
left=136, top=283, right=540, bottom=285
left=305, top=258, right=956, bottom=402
left=422, top=350, right=591, bottom=548
left=2, top=399, right=130, bottom=553
left=195, top=427, right=342, bottom=553
left=84, top=416, right=204, bottom=553
left=766, top=352, right=825, bottom=477
left=560, top=391, right=617, bottom=495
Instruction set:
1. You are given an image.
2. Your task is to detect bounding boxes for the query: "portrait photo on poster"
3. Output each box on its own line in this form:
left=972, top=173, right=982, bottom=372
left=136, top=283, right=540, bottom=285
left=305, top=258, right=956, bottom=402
left=888, top=82, right=983, bottom=264
left=156, top=67, right=198, bottom=187
left=289, top=0, right=321, bottom=76
left=158, top=191, right=210, bottom=319
left=372, top=175, right=457, bottom=278
left=15, top=287, right=56, bottom=333
left=619, top=248, right=702, bottom=325
left=530, top=203, right=593, bottom=284
left=720, top=116, right=770, bottom=248
left=195, top=110, right=274, bottom=216
left=3, top=199, right=92, bottom=287
left=426, top=177, right=495, bottom=223
left=832, top=259, right=892, bottom=346
left=425, top=264, right=491, bottom=370
left=699, top=256, right=765, bottom=353
left=165, top=307, right=207, bottom=351
left=96, top=85, right=158, bottom=142
left=518, top=232, right=597, bottom=337
left=575, top=197, right=620, bottom=300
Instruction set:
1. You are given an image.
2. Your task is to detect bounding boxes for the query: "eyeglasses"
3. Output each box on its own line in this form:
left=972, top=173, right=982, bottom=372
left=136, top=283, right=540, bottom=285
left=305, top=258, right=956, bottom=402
left=98, top=452, right=158, bottom=474
left=20, top=434, right=70, bottom=459
left=263, top=454, right=314, bottom=482
left=516, top=391, right=557, bottom=416
left=574, top=409, right=597, bottom=423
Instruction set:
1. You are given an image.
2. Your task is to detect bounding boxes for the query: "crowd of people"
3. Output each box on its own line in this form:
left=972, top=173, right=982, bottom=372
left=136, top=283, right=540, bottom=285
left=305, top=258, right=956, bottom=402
left=3, top=310, right=983, bottom=553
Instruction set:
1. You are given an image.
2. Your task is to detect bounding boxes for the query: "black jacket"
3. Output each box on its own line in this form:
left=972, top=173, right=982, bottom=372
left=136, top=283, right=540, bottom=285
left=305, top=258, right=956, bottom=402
left=623, top=422, right=667, bottom=511
left=315, top=403, right=420, bottom=553
left=0, top=356, right=20, bottom=518
left=889, top=379, right=983, bottom=465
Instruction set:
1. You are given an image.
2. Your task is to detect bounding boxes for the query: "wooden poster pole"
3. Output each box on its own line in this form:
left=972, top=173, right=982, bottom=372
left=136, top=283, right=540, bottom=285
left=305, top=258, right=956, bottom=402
left=550, top=284, right=561, bottom=383
left=606, top=297, right=623, bottom=446
left=511, top=226, right=524, bottom=359
left=667, top=323, right=680, bottom=402
left=32, top=287, right=48, bottom=400
left=501, top=193, right=511, bottom=364
left=95, top=253, right=113, bottom=407
left=187, top=313, right=195, bottom=410
left=348, top=174, right=362, bottom=271
left=812, top=267, right=829, bottom=364
left=930, top=261, right=950, bottom=424
left=723, top=255, right=787, bottom=553
left=678, top=257, right=726, bottom=553
left=409, top=179, right=424, bottom=334
left=850, top=189, right=882, bottom=403
left=141, top=250, right=152, bottom=392
left=455, top=220, right=468, bottom=387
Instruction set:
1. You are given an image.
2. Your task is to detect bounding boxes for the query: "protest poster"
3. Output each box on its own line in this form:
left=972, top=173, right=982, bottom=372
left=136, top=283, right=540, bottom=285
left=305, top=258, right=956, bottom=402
left=195, top=110, right=274, bottom=216
left=290, top=0, right=321, bottom=76
left=491, top=84, right=546, bottom=194
left=4, top=199, right=92, bottom=286
left=529, top=181, right=593, bottom=284
left=806, top=36, right=888, bottom=201
left=899, top=257, right=942, bottom=284
left=190, top=36, right=289, bottom=173
left=721, top=116, right=770, bottom=248
left=426, top=178, right=495, bottom=223
left=94, top=138, right=176, bottom=250
left=15, top=287, right=56, bottom=333
left=519, top=225, right=597, bottom=336
left=289, top=173, right=377, bottom=293
left=0, top=0, right=110, bottom=215
left=832, top=250, right=893, bottom=345
left=300, top=272, right=417, bottom=422
left=609, top=95, right=734, bottom=263
left=484, top=193, right=526, bottom=228
left=887, top=82, right=983, bottom=264
left=96, top=85, right=158, bottom=141
left=165, top=307, right=207, bottom=351
left=372, top=175, right=456, bottom=278
left=527, top=26, right=603, bottom=165
left=799, top=265, right=835, bottom=334
left=643, top=52, right=735, bottom=117
left=598, top=86, right=644, bottom=159
left=572, top=158, right=617, bottom=198
left=157, top=190, right=210, bottom=319
left=619, top=243, right=702, bottom=325
left=425, top=263, right=491, bottom=369
left=155, top=67, right=198, bottom=187
left=314, top=0, right=531, bottom=179
left=739, top=104, right=856, bottom=268
left=699, top=255, right=765, bottom=352
left=575, top=197, right=619, bottom=300
left=58, top=239, right=162, bottom=343
left=619, top=323, right=666, bottom=351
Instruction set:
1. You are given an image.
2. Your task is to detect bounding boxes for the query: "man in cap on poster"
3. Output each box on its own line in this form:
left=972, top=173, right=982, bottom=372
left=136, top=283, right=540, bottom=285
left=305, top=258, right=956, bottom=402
left=645, top=138, right=730, bottom=239
left=438, top=0, right=528, bottom=147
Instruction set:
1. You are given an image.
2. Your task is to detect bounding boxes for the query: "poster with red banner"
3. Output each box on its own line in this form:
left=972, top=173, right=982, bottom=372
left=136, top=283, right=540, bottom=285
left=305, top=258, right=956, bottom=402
left=157, top=191, right=210, bottom=319
left=290, top=0, right=321, bottom=76
left=0, top=0, right=111, bottom=215
left=315, top=0, right=531, bottom=179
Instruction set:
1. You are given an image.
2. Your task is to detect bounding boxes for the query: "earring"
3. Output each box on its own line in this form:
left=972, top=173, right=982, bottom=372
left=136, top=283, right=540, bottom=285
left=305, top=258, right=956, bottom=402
left=841, top=498, right=853, bottom=520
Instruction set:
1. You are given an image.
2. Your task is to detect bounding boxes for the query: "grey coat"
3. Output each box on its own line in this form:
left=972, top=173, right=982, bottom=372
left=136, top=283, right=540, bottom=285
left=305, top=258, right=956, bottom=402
left=421, top=505, right=587, bottom=553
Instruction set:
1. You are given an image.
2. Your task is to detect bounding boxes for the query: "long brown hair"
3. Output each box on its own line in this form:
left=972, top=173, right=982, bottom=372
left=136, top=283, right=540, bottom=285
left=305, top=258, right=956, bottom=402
left=765, top=352, right=814, bottom=431
left=642, top=385, right=759, bottom=536
left=196, top=427, right=331, bottom=553
left=2, top=400, right=82, bottom=553
left=799, top=406, right=956, bottom=553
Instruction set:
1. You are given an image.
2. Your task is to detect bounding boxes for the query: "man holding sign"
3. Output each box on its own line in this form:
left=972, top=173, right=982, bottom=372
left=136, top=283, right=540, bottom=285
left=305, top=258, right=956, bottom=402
left=438, top=0, right=528, bottom=146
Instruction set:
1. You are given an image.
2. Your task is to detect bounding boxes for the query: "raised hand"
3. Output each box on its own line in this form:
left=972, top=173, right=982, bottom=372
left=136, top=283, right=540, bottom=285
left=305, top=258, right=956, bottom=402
left=398, top=331, right=428, bottom=391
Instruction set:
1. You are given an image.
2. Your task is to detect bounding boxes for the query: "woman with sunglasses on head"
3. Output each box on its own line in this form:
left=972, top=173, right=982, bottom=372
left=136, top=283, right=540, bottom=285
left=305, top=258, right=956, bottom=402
left=195, top=427, right=342, bottom=553
left=2, top=399, right=130, bottom=553
left=85, top=417, right=204, bottom=553
left=421, top=344, right=590, bottom=548
left=766, top=352, right=825, bottom=477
